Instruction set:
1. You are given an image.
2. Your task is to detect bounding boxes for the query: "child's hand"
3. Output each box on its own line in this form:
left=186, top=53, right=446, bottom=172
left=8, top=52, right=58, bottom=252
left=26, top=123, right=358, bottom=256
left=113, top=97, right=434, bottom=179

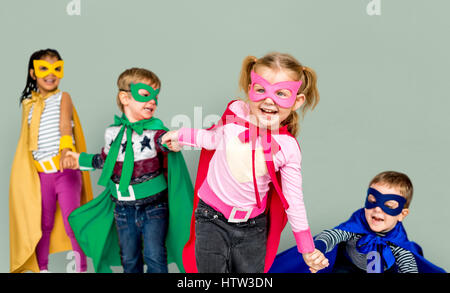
left=161, top=130, right=182, bottom=152
left=60, top=149, right=80, bottom=171
left=302, top=249, right=329, bottom=273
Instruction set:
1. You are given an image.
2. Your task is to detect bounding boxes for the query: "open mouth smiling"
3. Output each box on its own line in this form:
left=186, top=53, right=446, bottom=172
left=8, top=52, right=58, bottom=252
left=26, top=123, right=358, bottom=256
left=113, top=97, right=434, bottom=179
left=260, top=106, right=278, bottom=115
left=144, top=107, right=154, bottom=113
left=44, top=78, right=56, bottom=84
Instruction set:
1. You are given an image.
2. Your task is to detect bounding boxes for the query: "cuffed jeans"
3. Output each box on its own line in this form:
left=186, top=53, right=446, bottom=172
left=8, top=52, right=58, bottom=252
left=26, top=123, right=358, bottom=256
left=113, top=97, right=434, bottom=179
left=194, top=199, right=267, bottom=273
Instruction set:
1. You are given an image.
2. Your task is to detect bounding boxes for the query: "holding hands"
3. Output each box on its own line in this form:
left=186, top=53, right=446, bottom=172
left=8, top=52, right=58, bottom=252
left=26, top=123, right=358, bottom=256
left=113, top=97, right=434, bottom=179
left=60, top=149, right=80, bottom=171
left=302, top=249, right=329, bottom=273
left=161, top=130, right=182, bottom=152
left=59, top=129, right=182, bottom=173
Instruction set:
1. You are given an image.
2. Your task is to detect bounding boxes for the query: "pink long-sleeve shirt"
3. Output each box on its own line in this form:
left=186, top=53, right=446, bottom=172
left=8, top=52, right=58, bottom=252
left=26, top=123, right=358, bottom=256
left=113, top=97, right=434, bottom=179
left=178, top=100, right=314, bottom=253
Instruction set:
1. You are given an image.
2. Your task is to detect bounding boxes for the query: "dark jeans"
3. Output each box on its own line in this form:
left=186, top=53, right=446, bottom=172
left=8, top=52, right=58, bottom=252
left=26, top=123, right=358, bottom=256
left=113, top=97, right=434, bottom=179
left=113, top=195, right=168, bottom=273
left=194, top=199, right=267, bottom=273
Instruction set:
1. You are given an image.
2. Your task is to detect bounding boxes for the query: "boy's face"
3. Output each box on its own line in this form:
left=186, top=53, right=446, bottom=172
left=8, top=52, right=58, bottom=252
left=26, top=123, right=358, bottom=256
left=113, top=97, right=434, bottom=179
left=120, top=79, right=158, bottom=122
left=364, top=183, right=409, bottom=233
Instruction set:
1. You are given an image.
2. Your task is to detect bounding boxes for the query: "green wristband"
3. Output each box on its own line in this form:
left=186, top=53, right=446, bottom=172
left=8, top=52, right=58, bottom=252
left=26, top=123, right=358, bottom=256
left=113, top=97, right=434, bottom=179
left=79, top=152, right=95, bottom=169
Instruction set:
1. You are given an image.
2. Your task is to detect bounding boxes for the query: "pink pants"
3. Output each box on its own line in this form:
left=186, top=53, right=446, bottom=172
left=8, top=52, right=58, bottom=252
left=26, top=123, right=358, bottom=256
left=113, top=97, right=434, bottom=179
left=36, top=169, right=87, bottom=272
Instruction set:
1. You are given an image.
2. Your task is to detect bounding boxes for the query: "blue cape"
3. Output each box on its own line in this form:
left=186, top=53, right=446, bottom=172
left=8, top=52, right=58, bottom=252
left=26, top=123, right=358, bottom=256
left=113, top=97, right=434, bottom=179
left=269, top=208, right=446, bottom=273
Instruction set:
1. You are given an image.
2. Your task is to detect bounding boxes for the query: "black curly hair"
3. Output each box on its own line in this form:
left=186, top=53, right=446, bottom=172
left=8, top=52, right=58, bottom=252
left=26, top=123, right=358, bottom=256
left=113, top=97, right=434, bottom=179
left=20, top=48, right=63, bottom=104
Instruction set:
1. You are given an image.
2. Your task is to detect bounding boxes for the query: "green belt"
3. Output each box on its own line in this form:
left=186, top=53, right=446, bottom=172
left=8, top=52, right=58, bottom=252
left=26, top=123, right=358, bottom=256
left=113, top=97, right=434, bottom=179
left=108, top=173, right=168, bottom=201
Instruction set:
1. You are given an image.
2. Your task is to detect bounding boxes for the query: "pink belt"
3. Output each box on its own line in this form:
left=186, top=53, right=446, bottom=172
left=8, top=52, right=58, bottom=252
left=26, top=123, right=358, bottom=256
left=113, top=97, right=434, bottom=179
left=198, top=179, right=267, bottom=223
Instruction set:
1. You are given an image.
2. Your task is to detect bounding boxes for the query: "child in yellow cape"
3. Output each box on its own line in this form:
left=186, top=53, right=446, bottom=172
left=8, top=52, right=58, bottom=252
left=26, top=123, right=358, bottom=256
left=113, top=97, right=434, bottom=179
left=9, top=49, right=93, bottom=273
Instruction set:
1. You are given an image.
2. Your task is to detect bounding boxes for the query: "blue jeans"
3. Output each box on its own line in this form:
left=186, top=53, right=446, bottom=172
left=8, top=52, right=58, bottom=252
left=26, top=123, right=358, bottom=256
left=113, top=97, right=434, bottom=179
left=113, top=197, right=168, bottom=273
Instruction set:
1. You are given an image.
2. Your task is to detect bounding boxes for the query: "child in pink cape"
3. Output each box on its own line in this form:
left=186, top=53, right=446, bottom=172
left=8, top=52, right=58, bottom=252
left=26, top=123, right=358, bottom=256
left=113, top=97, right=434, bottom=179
left=163, top=52, right=329, bottom=273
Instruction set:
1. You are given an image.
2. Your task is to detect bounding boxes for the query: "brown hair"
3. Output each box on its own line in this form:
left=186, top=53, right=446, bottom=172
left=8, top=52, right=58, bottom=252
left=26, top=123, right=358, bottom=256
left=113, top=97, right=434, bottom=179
left=116, top=67, right=161, bottom=112
left=369, top=171, right=414, bottom=208
left=238, top=52, right=320, bottom=136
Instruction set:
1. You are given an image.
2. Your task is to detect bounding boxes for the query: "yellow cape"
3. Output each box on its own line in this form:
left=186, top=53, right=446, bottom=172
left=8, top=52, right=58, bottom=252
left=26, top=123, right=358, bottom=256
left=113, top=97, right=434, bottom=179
left=9, top=100, right=93, bottom=273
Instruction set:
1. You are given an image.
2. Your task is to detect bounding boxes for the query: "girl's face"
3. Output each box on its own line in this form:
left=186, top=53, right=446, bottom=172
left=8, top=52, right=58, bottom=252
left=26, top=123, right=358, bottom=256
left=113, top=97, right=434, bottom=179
left=247, top=66, right=305, bottom=130
left=120, top=79, right=158, bottom=122
left=364, top=183, right=409, bottom=233
left=31, top=55, right=62, bottom=94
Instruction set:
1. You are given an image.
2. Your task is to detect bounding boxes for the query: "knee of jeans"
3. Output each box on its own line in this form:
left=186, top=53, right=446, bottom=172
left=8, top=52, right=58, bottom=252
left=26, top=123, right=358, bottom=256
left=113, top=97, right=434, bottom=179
left=121, top=252, right=138, bottom=264
left=119, top=242, right=142, bottom=264
left=144, top=244, right=166, bottom=260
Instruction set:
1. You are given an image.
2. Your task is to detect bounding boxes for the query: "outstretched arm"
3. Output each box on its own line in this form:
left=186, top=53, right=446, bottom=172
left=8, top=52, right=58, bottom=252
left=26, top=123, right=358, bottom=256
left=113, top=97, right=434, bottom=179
left=161, top=126, right=224, bottom=151
left=314, top=229, right=357, bottom=254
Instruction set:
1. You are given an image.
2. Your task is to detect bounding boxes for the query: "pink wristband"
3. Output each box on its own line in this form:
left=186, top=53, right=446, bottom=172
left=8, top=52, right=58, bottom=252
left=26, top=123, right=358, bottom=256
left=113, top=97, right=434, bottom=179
left=293, top=228, right=315, bottom=253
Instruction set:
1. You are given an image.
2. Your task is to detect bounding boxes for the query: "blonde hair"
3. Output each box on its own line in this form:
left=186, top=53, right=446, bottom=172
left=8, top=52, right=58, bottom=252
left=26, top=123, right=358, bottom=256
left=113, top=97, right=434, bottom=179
left=116, top=67, right=161, bottom=112
left=369, top=171, right=414, bottom=208
left=238, top=52, right=320, bottom=136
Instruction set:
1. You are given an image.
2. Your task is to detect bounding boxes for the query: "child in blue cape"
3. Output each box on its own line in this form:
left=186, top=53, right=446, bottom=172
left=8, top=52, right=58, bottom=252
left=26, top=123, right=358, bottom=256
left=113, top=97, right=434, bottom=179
left=269, top=171, right=446, bottom=273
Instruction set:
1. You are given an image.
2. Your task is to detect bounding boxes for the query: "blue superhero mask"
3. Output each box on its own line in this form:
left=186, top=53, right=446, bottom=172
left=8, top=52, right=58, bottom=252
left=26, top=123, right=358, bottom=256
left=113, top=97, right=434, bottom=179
left=364, top=188, right=406, bottom=216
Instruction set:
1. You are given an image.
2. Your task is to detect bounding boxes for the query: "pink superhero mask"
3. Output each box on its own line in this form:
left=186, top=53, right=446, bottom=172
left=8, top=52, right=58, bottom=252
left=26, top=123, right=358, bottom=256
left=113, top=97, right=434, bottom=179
left=249, top=70, right=303, bottom=108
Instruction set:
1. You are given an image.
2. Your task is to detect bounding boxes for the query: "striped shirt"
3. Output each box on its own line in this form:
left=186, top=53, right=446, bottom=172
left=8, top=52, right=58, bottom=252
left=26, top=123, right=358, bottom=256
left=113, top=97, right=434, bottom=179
left=314, top=229, right=418, bottom=273
left=27, top=92, right=66, bottom=161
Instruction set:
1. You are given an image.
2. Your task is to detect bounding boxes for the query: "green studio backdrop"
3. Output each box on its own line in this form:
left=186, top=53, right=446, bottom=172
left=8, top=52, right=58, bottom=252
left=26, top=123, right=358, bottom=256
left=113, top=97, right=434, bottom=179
left=1, top=0, right=449, bottom=272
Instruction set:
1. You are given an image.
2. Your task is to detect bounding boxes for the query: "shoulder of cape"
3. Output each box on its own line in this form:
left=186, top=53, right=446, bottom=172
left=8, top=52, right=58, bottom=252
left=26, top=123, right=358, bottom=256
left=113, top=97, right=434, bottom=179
left=107, top=116, right=168, bottom=130
left=20, top=98, right=32, bottom=111
left=149, top=117, right=168, bottom=130
left=105, top=125, right=163, bottom=137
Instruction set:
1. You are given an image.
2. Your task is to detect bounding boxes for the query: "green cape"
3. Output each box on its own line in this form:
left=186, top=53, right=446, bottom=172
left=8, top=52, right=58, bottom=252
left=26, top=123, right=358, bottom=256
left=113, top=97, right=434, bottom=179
left=68, top=120, right=193, bottom=273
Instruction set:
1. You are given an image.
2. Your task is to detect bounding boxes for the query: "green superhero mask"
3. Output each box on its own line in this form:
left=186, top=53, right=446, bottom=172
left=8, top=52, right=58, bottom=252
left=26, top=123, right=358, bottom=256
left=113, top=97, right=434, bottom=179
left=121, top=83, right=159, bottom=105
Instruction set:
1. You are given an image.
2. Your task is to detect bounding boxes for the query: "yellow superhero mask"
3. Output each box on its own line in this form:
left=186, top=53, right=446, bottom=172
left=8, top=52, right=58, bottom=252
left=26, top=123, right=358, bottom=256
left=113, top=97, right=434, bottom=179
left=33, top=60, right=64, bottom=79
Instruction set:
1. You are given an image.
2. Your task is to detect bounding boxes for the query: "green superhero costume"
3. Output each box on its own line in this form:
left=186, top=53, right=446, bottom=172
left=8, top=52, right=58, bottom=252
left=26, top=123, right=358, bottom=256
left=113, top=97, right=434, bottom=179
left=68, top=115, right=193, bottom=273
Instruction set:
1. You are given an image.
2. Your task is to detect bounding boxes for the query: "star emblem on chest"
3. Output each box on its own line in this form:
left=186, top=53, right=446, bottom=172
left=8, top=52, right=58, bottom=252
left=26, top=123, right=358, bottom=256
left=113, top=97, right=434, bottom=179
left=140, top=136, right=152, bottom=152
